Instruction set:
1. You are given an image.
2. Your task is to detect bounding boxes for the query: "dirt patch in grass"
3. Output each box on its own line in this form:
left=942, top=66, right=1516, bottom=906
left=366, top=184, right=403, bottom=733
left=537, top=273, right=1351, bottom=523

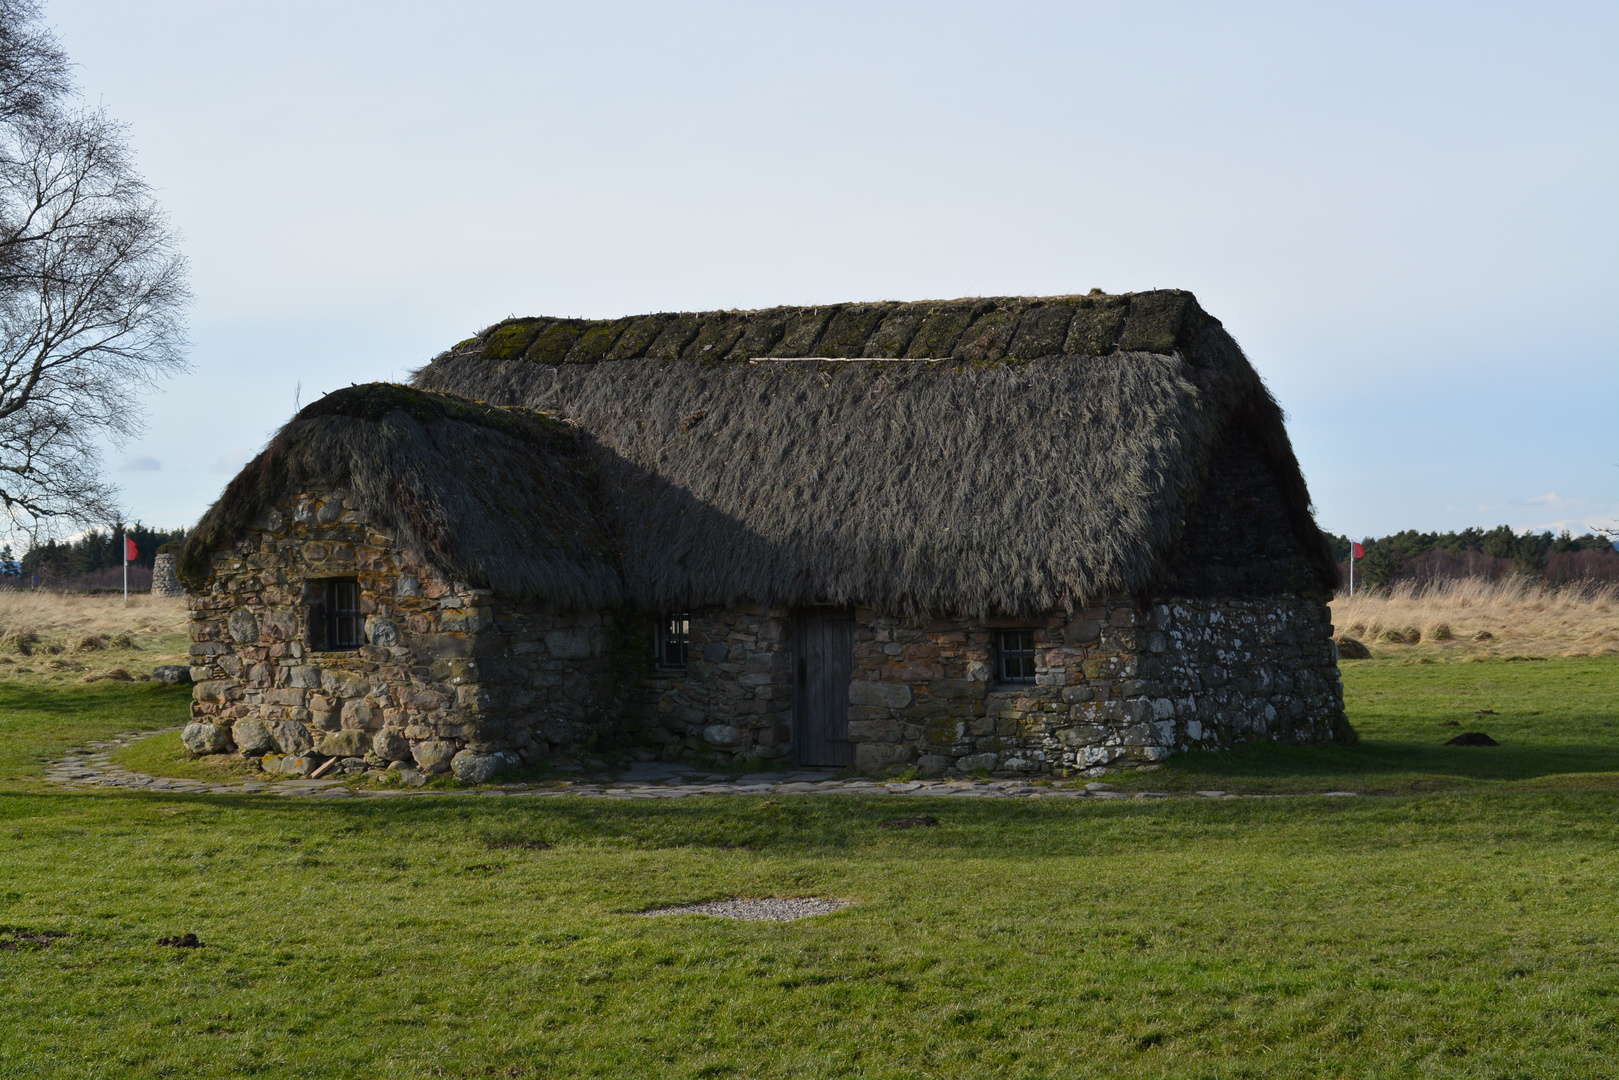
left=880, top=814, right=939, bottom=829
left=0, top=928, right=64, bottom=951
left=484, top=838, right=553, bottom=851
left=155, top=933, right=202, bottom=948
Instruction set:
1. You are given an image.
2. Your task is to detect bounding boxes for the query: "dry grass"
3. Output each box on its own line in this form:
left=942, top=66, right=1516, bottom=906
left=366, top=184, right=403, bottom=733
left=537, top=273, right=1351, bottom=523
left=1331, top=577, right=1619, bottom=659
left=0, top=579, right=1606, bottom=683
left=0, top=591, right=188, bottom=684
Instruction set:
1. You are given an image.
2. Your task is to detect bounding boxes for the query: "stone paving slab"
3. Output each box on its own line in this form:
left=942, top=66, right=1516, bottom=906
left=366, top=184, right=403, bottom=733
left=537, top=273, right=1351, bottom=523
left=31, top=731, right=1365, bottom=803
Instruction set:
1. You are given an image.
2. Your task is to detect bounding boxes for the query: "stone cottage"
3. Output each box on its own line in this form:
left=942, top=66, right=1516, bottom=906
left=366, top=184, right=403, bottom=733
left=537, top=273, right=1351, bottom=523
left=177, top=289, right=1352, bottom=781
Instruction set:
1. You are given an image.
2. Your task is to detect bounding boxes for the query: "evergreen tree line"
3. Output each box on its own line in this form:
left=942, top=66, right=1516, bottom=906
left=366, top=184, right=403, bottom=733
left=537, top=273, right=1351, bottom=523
left=10, top=525, right=188, bottom=584
left=1327, top=527, right=1618, bottom=592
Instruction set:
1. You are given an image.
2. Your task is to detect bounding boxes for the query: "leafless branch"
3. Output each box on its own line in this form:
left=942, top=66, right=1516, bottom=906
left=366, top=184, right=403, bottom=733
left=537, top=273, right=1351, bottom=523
left=0, top=1, right=190, bottom=538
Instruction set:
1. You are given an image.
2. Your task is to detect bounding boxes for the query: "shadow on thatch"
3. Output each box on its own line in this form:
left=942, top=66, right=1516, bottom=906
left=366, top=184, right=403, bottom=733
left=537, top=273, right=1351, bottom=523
left=183, top=291, right=1340, bottom=616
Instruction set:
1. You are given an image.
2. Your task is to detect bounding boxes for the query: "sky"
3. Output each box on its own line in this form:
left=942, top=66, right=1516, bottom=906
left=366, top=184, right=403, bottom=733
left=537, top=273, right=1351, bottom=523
left=40, top=0, right=1619, bottom=542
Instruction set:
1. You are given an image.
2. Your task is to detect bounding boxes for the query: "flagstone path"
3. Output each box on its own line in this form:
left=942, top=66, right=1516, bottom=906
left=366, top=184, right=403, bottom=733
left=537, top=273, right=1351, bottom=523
left=34, top=729, right=1362, bottom=801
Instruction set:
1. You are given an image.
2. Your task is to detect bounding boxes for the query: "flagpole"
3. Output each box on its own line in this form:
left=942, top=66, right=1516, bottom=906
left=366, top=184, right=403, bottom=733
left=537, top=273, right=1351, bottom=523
left=1348, top=540, right=1354, bottom=597
left=123, top=527, right=128, bottom=603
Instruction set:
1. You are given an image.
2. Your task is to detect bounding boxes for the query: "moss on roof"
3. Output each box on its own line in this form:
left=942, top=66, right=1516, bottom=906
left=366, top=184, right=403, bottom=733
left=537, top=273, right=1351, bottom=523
left=431, top=290, right=1204, bottom=368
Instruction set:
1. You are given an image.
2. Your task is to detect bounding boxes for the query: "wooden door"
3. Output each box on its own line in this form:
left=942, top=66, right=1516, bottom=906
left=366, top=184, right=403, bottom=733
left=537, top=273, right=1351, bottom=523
left=793, top=607, right=855, bottom=767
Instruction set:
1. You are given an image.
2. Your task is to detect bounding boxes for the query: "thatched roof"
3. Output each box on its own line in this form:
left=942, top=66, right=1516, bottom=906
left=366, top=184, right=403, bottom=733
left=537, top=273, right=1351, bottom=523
left=177, top=384, right=623, bottom=608
left=392, top=290, right=1340, bottom=614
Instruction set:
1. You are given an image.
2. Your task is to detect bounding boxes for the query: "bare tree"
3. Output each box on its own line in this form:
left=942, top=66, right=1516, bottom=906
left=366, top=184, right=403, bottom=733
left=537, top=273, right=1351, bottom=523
left=0, top=1, right=189, bottom=536
left=0, top=0, right=66, bottom=119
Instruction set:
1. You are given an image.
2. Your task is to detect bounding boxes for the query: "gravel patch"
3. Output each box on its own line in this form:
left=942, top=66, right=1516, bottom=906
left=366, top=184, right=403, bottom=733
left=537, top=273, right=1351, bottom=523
left=641, top=897, right=852, bottom=921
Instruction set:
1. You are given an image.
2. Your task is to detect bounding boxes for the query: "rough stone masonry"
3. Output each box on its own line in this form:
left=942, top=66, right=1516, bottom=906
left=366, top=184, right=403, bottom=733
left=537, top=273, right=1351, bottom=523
left=183, top=486, right=1344, bottom=780
left=184, top=489, right=623, bottom=784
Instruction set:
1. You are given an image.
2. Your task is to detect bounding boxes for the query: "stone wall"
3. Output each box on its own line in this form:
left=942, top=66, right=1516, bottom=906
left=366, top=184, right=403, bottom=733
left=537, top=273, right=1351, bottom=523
left=182, top=489, right=1344, bottom=780
left=607, top=595, right=1344, bottom=776
left=834, top=596, right=1344, bottom=776
left=182, top=488, right=621, bottom=782
left=1146, top=596, right=1347, bottom=755
left=624, top=605, right=794, bottom=762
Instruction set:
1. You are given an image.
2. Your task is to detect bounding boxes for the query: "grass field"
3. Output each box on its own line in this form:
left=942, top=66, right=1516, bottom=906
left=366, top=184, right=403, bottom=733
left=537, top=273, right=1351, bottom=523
left=2, top=658, right=1617, bottom=1077
left=1127, top=655, right=1619, bottom=795
left=1332, top=577, right=1619, bottom=659
left=0, top=590, right=188, bottom=686
left=0, top=680, right=190, bottom=779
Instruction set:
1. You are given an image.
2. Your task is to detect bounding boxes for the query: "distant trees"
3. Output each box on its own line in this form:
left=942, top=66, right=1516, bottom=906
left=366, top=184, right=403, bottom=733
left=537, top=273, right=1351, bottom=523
left=1357, top=542, right=1402, bottom=593
left=1329, top=527, right=1618, bottom=591
left=0, top=1, right=189, bottom=537
left=17, top=522, right=185, bottom=584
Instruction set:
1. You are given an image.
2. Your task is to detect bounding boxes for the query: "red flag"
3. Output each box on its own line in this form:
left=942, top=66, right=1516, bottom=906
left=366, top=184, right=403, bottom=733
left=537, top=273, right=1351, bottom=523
left=125, top=537, right=138, bottom=562
left=1351, top=542, right=1364, bottom=560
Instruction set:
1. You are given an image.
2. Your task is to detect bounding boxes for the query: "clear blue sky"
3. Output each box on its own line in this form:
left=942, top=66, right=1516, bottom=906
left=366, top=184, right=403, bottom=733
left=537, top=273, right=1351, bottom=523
left=50, top=0, right=1618, bottom=540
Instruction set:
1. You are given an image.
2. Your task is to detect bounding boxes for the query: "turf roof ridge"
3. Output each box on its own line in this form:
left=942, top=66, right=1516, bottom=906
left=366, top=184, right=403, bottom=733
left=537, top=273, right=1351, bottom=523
left=439, top=290, right=1207, bottom=367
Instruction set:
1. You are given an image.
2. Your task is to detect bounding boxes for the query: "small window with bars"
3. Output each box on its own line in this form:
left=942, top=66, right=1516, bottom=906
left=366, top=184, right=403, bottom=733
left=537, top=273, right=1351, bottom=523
left=322, top=578, right=365, bottom=651
left=995, top=630, right=1037, bottom=683
left=656, top=611, right=689, bottom=668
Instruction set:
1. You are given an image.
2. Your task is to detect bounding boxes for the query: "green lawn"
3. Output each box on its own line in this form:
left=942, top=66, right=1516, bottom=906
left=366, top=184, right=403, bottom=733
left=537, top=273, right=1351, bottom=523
left=0, top=680, right=190, bottom=779
left=1, top=659, right=1616, bottom=1078
left=1118, top=656, right=1619, bottom=795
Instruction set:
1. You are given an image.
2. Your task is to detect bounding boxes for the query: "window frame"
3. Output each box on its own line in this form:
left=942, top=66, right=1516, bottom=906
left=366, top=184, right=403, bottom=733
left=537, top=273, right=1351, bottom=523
left=994, top=629, right=1037, bottom=685
left=655, top=610, right=690, bottom=669
left=317, top=577, right=365, bottom=652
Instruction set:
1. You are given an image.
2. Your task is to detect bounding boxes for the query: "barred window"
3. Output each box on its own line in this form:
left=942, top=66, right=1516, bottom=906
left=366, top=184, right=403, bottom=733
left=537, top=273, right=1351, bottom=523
left=656, top=611, right=689, bottom=668
left=995, top=630, right=1036, bottom=683
left=323, top=579, right=364, bottom=650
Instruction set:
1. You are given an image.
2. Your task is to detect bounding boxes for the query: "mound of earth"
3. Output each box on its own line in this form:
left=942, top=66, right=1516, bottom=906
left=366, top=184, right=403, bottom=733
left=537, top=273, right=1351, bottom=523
left=1334, top=636, right=1372, bottom=659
